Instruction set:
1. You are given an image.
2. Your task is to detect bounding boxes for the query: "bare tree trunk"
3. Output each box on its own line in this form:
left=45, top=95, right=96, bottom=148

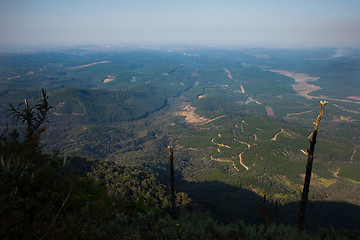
left=168, top=146, right=176, bottom=219
left=298, top=101, right=327, bottom=231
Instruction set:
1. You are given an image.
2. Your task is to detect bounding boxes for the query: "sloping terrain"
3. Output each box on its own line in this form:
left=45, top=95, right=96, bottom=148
left=1, top=47, right=359, bottom=229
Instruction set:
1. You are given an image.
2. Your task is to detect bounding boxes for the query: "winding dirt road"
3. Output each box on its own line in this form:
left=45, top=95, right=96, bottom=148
left=211, top=138, right=231, bottom=148
left=210, top=155, right=240, bottom=172
left=271, top=128, right=284, bottom=141
left=234, top=139, right=251, bottom=170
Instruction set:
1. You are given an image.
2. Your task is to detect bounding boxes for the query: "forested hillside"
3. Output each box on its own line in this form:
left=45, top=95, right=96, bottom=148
left=1, top=90, right=359, bottom=239
left=1, top=47, right=360, bottom=238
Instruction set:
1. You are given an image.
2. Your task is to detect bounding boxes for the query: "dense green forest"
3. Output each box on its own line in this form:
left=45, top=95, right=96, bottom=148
left=1, top=47, right=360, bottom=238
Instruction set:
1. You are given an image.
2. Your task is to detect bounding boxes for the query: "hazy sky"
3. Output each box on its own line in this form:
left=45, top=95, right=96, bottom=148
left=1, top=0, right=360, bottom=48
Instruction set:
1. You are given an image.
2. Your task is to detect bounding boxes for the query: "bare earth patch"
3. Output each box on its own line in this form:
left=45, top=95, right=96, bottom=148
left=265, top=106, right=275, bottom=117
left=7, top=75, right=21, bottom=80
left=223, top=68, right=233, bottom=79
left=175, top=103, right=225, bottom=125
left=246, top=97, right=261, bottom=105
left=269, top=70, right=360, bottom=104
left=240, top=85, right=245, bottom=94
left=175, top=104, right=209, bottom=125
left=269, top=70, right=321, bottom=99
left=103, top=75, right=115, bottom=83
left=333, top=168, right=341, bottom=178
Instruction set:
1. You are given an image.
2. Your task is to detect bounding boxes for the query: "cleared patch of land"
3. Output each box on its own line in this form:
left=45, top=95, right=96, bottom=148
left=240, top=85, right=245, bottom=94
left=269, top=70, right=321, bottom=98
left=7, top=75, right=21, bottom=80
left=175, top=104, right=209, bottom=125
left=246, top=97, right=261, bottom=105
left=223, top=68, right=233, bottom=79
left=333, top=168, right=341, bottom=178
left=265, top=106, right=275, bottom=117
left=103, top=75, right=115, bottom=83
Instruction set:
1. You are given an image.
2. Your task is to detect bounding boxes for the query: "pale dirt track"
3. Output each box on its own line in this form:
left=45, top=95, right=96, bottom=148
left=240, top=85, right=245, bottom=94
left=211, top=138, right=231, bottom=149
left=234, top=139, right=251, bottom=170
left=332, top=104, right=360, bottom=114
left=68, top=61, right=111, bottom=69
left=271, top=128, right=284, bottom=141
left=351, top=150, right=357, bottom=162
left=210, top=155, right=240, bottom=172
left=246, top=97, right=261, bottom=105
left=286, top=110, right=315, bottom=119
left=333, top=168, right=341, bottom=178
left=204, top=115, right=225, bottom=124
left=347, top=96, right=360, bottom=101
left=210, top=136, right=252, bottom=171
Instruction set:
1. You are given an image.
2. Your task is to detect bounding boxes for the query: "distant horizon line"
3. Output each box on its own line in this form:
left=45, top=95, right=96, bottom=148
left=1, top=42, right=359, bottom=53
